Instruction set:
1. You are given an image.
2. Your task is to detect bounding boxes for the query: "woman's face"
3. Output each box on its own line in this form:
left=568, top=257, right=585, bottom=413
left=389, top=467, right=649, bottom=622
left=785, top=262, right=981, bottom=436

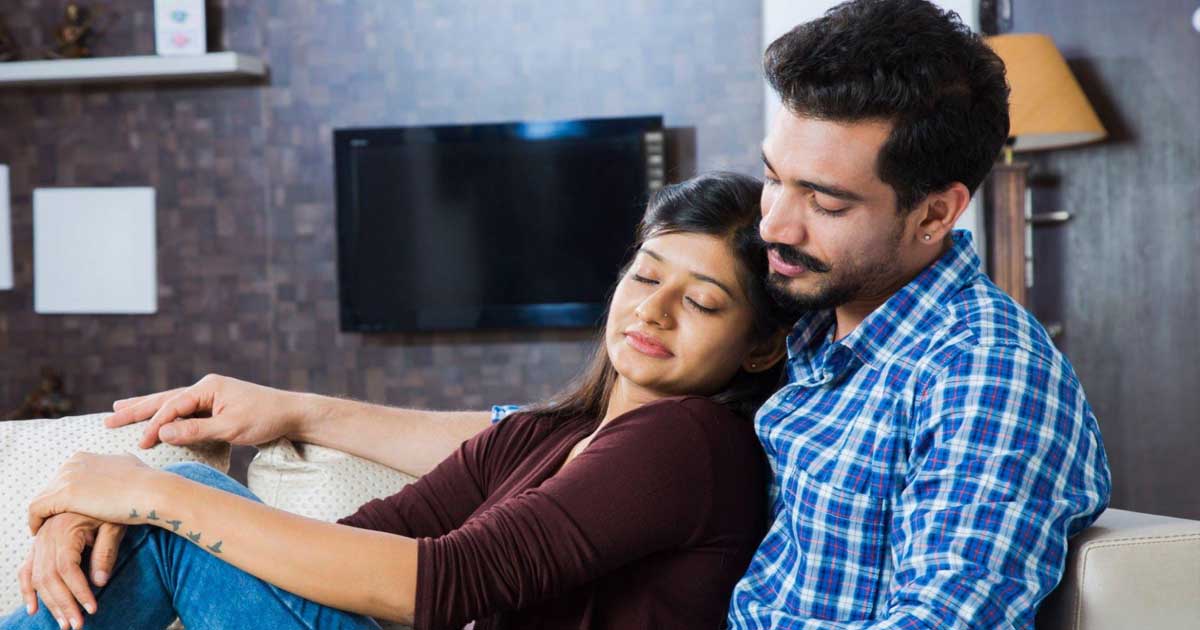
left=605, top=231, right=762, bottom=401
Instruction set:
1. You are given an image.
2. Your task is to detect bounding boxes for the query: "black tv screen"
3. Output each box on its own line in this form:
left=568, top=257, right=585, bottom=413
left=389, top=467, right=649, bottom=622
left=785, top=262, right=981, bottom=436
left=334, top=115, right=665, bottom=332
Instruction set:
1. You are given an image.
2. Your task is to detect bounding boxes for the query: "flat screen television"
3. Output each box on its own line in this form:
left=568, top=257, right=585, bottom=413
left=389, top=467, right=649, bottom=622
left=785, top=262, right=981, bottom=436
left=334, top=115, right=665, bottom=332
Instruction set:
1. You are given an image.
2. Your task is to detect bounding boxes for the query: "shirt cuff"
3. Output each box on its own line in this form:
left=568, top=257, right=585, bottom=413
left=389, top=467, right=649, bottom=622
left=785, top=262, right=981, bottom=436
left=490, top=404, right=522, bottom=424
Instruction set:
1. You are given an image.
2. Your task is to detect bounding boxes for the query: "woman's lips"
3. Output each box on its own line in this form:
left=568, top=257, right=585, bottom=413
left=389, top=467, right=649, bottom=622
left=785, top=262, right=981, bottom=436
left=624, top=331, right=674, bottom=358
left=768, top=249, right=810, bottom=278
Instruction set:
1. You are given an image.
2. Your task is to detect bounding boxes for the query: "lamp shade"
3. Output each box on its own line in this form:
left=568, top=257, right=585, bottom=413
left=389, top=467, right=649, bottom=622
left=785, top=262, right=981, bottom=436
left=986, top=33, right=1107, bottom=151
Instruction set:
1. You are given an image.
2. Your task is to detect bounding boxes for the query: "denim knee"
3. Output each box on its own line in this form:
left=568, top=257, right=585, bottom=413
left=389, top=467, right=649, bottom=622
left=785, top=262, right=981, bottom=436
left=161, top=462, right=259, bottom=502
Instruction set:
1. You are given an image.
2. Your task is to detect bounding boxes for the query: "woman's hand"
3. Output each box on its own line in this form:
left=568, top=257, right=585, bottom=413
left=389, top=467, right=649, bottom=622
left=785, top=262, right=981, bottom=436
left=19, top=513, right=125, bottom=630
left=104, top=373, right=306, bottom=449
left=28, top=452, right=164, bottom=535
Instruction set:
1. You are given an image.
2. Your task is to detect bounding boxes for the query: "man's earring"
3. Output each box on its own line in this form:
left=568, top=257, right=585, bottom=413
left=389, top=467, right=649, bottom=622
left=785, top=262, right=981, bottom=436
left=750, top=362, right=758, bottom=369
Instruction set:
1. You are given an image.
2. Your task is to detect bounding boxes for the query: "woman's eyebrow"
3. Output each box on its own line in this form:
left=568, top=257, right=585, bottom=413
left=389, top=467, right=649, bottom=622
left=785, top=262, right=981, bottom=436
left=639, top=247, right=737, bottom=300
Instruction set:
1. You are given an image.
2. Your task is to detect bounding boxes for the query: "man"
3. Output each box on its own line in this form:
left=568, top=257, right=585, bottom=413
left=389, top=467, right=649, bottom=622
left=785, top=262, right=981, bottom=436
left=23, top=1, right=1109, bottom=628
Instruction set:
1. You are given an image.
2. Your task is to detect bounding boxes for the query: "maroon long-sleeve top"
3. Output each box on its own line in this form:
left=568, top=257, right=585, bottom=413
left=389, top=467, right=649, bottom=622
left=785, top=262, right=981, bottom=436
left=336, top=395, right=768, bottom=629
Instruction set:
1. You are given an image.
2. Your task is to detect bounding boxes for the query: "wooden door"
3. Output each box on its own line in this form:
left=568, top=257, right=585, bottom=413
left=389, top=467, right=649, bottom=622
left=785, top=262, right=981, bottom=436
left=1006, top=0, right=1200, bottom=519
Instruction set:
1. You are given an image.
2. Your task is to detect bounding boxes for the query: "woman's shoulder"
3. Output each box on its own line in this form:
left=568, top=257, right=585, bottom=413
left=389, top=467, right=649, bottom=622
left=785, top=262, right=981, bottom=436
left=607, top=396, right=756, bottom=444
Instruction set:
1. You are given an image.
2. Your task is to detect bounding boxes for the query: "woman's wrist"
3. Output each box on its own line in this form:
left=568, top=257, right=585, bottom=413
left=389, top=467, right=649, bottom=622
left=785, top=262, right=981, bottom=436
left=125, top=468, right=182, bottom=529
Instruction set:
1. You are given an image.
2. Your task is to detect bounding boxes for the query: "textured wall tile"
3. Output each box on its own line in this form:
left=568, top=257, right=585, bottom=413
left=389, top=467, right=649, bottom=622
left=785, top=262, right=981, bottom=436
left=0, top=0, right=763, bottom=422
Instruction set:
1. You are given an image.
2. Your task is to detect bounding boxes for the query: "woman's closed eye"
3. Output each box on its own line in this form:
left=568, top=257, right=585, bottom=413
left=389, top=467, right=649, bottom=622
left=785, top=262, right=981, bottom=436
left=633, top=274, right=721, bottom=314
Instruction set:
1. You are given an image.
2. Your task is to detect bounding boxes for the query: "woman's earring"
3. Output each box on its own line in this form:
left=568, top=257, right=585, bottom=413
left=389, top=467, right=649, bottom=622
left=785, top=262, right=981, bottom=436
left=750, top=362, right=758, bottom=369
left=923, top=234, right=932, bottom=241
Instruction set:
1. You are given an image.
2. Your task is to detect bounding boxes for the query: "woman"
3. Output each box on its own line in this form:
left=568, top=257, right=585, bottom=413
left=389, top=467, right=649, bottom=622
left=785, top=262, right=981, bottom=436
left=6, top=172, right=791, bottom=630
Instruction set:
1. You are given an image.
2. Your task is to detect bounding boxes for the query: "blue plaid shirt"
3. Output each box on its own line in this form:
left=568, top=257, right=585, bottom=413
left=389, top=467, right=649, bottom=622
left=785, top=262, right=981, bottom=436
left=727, top=230, right=1110, bottom=629
left=494, top=230, right=1110, bottom=629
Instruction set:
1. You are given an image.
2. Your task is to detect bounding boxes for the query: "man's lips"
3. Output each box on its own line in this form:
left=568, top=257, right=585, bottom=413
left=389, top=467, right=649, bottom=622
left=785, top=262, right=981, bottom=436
left=768, top=249, right=811, bottom=277
left=624, top=331, right=674, bottom=358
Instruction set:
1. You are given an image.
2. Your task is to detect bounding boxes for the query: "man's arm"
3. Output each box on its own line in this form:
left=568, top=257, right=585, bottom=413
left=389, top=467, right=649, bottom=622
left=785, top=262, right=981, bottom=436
left=870, top=344, right=1111, bottom=629
left=737, top=345, right=1111, bottom=630
left=107, top=374, right=495, bottom=478
left=289, top=394, right=492, bottom=477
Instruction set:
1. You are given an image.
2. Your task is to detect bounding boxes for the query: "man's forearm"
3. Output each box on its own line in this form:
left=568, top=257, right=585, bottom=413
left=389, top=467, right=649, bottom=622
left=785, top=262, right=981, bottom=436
left=287, top=393, right=492, bottom=476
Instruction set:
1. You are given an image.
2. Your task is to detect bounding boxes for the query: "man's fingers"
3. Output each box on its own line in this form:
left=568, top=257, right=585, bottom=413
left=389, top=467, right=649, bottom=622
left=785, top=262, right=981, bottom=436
left=138, top=390, right=205, bottom=449
left=56, top=544, right=98, bottom=620
left=19, top=553, right=36, bottom=615
left=106, top=388, right=184, bottom=428
left=88, top=523, right=125, bottom=586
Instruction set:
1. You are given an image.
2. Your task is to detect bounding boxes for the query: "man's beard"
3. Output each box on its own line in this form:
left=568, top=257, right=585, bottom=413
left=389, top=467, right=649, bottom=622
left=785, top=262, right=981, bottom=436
left=765, top=266, right=863, bottom=316
left=764, top=239, right=902, bottom=317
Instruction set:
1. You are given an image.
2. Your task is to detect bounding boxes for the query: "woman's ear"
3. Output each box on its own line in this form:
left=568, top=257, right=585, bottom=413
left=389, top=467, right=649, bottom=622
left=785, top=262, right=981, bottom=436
left=742, top=328, right=789, bottom=373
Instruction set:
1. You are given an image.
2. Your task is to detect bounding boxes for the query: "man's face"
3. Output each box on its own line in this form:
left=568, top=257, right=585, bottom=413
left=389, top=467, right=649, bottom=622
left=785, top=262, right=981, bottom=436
left=760, top=109, right=919, bottom=315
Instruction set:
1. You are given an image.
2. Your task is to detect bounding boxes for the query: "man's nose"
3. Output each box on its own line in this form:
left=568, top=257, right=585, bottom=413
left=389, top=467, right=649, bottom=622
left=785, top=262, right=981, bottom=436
left=759, top=188, right=807, bottom=247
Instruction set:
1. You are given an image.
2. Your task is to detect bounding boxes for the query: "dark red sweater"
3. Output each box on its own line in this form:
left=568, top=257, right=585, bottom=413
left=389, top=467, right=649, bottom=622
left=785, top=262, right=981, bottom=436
left=337, top=395, right=768, bottom=629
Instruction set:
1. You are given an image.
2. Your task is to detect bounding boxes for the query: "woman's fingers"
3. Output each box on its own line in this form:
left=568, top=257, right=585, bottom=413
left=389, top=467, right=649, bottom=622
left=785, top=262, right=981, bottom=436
left=56, top=541, right=98, bottom=621
left=18, top=552, right=36, bottom=615
left=32, top=542, right=80, bottom=630
left=88, top=523, right=125, bottom=586
left=28, top=489, right=61, bottom=536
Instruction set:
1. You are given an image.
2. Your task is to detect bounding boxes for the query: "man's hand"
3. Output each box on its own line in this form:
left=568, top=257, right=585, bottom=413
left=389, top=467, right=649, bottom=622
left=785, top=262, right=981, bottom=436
left=104, top=374, right=305, bottom=449
left=19, top=513, right=125, bottom=629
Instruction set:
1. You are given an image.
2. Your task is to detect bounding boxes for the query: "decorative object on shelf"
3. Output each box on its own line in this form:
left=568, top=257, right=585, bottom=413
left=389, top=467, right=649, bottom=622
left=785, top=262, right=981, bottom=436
left=4, top=368, right=75, bottom=421
left=47, top=2, right=117, bottom=59
left=0, top=15, right=19, bottom=61
left=33, top=186, right=157, bottom=314
left=982, top=33, right=1107, bottom=310
left=0, top=165, right=11, bottom=291
left=155, top=0, right=207, bottom=56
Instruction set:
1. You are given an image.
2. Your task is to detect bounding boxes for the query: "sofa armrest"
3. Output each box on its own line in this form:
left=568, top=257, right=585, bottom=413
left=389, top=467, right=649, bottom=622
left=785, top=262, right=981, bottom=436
left=1036, top=508, right=1200, bottom=630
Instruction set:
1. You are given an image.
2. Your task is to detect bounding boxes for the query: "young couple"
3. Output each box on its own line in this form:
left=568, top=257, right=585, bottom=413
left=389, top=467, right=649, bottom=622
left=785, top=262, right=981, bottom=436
left=4, top=1, right=1111, bottom=629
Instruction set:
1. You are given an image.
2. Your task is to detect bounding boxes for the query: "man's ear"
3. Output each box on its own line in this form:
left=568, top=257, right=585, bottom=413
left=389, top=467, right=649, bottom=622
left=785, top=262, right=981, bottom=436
left=912, top=181, right=971, bottom=244
left=742, top=328, right=789, bottom=373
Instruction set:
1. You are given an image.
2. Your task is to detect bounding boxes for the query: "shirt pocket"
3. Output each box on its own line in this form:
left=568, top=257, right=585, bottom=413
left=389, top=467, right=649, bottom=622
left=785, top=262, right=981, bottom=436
left=786, top=465, right=889, bottom=621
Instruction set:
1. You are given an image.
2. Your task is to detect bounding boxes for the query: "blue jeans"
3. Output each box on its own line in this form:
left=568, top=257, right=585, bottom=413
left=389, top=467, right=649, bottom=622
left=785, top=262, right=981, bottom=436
left=2, top=462, right=382, bottom=630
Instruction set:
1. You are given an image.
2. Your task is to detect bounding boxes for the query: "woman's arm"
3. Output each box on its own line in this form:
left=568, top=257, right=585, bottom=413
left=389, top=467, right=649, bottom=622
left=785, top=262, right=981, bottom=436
left=147, top=471, right=420, bottom=623
left=27, top=452, right=421, bottom=624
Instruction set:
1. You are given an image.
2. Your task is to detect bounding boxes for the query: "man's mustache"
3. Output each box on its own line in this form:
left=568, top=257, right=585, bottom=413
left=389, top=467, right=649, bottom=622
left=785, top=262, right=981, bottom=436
left=768, top=244, right=831, bottom=273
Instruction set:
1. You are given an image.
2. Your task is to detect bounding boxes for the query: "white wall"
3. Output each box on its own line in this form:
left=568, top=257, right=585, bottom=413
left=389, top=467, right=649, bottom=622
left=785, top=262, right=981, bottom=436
left=761, top=1, right=985, bottom=256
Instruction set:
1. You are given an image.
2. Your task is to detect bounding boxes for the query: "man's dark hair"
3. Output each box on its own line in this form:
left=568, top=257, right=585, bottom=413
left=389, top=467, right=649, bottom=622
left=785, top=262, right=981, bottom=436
left=764, top=0, right=1010, bottom=211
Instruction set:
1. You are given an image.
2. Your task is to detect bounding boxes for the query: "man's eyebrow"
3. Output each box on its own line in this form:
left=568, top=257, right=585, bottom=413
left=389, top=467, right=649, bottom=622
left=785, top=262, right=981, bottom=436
left=639, top=248, right=737, bottom=300
left=760, top=150, right=866, bottom=203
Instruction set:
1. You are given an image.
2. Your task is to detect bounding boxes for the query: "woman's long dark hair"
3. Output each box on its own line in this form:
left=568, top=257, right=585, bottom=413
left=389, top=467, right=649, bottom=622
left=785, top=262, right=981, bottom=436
left=527, top=171, right=792, bottom=422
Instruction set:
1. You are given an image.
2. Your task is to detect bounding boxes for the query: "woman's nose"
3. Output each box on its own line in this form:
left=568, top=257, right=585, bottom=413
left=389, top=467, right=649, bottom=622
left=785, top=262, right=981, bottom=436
left=634, top=290, right=675, bottom=328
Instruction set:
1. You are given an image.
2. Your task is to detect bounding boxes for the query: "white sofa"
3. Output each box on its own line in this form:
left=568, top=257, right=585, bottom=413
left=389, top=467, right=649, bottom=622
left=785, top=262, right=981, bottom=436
left=2, top=413, right=1197, bottom=629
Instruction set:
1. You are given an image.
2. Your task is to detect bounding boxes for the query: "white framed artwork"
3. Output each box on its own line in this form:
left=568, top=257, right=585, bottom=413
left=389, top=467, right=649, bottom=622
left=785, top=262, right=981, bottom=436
left=33, top=187, right=157, bottom=314
left=0, top=165, right=11, bottom=290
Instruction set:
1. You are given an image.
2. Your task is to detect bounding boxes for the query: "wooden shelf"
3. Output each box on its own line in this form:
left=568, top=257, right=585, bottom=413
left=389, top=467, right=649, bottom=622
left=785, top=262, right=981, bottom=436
left=0, top=52, right=267, bottom=87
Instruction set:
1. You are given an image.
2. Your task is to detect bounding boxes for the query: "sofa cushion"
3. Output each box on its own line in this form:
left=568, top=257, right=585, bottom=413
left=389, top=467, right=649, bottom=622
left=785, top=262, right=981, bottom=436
left=0, top=412, right=230, bottom=615
left=247, top=437, right=417, bottom=523
left=248, top=437, right=417, bottom=629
